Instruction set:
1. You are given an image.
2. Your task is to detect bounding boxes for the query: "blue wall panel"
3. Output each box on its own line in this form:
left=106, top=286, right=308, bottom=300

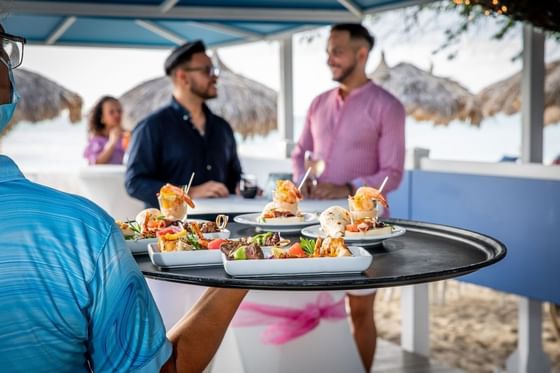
left=410, top=171, right=560, bottom=304
left=387, top=170, right=410, bottom=219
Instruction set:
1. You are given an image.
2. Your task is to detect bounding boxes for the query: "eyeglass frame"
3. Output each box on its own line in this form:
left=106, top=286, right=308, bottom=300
left=182, top=65, right=220, bottom=77
left=0, top=31, right=27, bottom=69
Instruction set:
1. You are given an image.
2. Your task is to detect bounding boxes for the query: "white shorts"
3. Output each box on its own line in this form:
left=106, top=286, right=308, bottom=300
left=346, top=288, right=377, bottom=296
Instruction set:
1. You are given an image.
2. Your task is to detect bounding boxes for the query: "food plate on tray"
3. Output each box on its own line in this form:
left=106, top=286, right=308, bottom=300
left=123, top=217, right=230, bottom=254
left=222, top=246, right=372, bottom=277
left=300, top=224, right=406, bottom=247
left=148, top=243, right=222, bottom=268
left=233, top=212, right=319, bottom=232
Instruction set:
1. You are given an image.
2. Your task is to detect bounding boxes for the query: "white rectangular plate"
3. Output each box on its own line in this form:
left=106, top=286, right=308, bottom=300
left=126, top=238, right=156, bottom=254
left=148, top=243, right=222, bottom=268
left=222, top=246, right=372, bottom=277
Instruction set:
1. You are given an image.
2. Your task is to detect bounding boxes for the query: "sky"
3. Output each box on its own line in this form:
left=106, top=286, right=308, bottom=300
left=19, top=8, right=560, bottom=117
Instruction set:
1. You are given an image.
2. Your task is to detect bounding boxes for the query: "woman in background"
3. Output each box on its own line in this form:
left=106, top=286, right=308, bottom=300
left=83, top=96, right=127, bottom=165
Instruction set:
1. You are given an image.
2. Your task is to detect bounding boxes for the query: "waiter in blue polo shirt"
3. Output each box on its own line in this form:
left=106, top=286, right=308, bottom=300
left=0, top=21, right=248, bottom=372
left=126, top=40, right=242, bottom=207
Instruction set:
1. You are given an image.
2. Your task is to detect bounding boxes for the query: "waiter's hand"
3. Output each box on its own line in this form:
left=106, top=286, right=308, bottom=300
left=190, top=181, right=229, bottom=198
left=311, top=182, right=351, bottom=200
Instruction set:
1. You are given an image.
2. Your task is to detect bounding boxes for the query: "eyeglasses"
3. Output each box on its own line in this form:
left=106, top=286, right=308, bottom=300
left=0, top=31, right=26, bottom=69
left=182, top=65, right=220, bottom=77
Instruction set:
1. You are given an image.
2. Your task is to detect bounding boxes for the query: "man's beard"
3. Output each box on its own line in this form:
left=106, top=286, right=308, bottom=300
left=332, top=61, right=357, bottom=83
left=190, top=80, right=217, bottom=100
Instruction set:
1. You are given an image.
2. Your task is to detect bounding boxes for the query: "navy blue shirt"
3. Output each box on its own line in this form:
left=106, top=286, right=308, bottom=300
left=125, top=97, right=242, bottom=207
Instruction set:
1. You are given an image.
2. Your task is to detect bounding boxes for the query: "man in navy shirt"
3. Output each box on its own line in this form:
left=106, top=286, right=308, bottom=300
left=126, top=40, right=242, bottom=207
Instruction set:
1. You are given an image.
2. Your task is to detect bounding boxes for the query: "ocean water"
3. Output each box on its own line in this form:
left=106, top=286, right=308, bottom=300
left=2, top=114, right=560, bottom=170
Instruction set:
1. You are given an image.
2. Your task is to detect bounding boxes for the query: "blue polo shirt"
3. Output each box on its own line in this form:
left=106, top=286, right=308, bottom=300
left=125, top=96, right=243, bottom=208
left=0, top=156, right=172, bottom=372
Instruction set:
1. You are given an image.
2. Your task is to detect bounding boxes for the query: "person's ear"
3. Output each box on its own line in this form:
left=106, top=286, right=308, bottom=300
left=357, top=46, right=368, bottom=64
left=176, top=69, right=190, bottom=87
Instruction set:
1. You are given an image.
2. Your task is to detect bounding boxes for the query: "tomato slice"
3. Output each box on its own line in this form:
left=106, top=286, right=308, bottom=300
left=288, top=243, right=307, bottom=258
left=345, top=224, right=359, bottom=232
left=208, top=239, right=227, bottom=250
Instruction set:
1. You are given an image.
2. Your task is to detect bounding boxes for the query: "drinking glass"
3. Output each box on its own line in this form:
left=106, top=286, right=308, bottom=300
left=304, top=151, right=326, bottom=195
left=240, top=174, right=258, bottom=199
left=158, top=193, right=188, bottom=221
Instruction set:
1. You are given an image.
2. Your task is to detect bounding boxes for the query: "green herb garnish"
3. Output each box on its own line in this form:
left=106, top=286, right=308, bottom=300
left=300, top=237, right=316, bottom=256
left=252, top=232, right=273, bottom=245
left=185, top=233, right=202, bottom=250
left=128, top=221, right=142, bottom=234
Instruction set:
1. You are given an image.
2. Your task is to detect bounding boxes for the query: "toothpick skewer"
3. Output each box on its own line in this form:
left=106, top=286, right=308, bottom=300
left=184, top=172, right=195, bottom=195
left=182, top=172, right=195, bottom=223
left=297, top=167, right=312, bottom=191
left=378, top=176, right=389, bottom=193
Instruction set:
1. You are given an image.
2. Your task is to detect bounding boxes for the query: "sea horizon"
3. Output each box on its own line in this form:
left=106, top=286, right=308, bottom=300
left=3, top=113, right=559, bottom=172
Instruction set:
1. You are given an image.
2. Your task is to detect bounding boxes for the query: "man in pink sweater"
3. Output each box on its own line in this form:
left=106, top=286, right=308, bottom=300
left=291, top=23, right=405, bottom=372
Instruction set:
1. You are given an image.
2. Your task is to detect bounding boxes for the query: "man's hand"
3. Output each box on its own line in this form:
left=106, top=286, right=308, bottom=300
left=189, top=181, right=229, bottom=198
left=299, top=179, right=314, bottom=198
left=311, top=182, right=351, bottom=199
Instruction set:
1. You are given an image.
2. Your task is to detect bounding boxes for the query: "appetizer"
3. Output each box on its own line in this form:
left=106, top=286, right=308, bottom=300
left=221, top=236, right=352, bottom=261
left=347, top=186, right=387, bottom=220
left=158, top=183, right=195, bottom=220
left=319, top=206, right=352, bottom=237
left=271, top=237, right=351, bottom=259
left=116, top=208, right=176, bottom=240
left=248, top=232, right=282, bottom=247
left=260, top=180, right=304, bottom=223
left=184, top=214, right=229, bottom=235
left=320, top=204, right=393, bottom=239
left=220, top=240, right=264, bottom=260
left=156, top=226, right=209, bottom=252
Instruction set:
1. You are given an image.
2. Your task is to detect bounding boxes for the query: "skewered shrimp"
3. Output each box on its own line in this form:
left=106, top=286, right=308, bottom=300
left=159, top=183, right=195, bottom=208
left=274, top=180, right=302, bottom=204
left=350, top=186, right=388, bottom=211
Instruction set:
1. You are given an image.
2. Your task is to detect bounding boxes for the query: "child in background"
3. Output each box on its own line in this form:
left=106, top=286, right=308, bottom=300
left=83, top=96, right=127, bottom=164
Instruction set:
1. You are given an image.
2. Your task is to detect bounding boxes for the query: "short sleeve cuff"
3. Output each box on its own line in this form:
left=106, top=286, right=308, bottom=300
left=133, top=338, right=173, bottom=373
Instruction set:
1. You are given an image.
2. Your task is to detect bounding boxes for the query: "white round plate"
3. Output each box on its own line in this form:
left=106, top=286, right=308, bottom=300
left=233, top=212, right=319, bottom=233
left=300, top=224, right=406, bottom=246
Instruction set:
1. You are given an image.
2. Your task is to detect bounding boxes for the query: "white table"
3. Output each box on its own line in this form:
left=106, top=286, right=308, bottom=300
left=188, top=195, right=348, bottom=215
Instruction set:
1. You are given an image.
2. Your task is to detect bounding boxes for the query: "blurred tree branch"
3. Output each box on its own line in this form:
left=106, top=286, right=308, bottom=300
left=410, top=0, right=560, bottom=59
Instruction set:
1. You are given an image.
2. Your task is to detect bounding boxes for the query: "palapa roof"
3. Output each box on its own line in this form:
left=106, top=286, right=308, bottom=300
left=369, top=53, right=482, bottom=126
left=2, top=68, right=83, bottom=138
left=475, top=59, right=560, bottom=126
left=120, top=54, right=277, bottom=139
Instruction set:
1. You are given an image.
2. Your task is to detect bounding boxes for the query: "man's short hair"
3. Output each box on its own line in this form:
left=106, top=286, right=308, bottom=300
left=164, top=40, right=206, bottom=76
left=331, top=23, right=375, bottom=51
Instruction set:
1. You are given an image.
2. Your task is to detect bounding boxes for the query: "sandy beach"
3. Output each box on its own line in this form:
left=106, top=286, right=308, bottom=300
left=375, top=280, right=560, bottom=373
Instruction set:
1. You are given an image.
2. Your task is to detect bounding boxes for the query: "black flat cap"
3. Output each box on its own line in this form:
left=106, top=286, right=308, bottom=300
left=164, top=40, right=206, bottom=76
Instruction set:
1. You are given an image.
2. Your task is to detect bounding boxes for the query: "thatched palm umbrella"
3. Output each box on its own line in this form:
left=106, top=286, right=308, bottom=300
left=369, top=53, right=482, bottom=126
left=1, top=68, right=83, bottom=137
left=475, top=59, right=560, bottom=125
left=120, top=54, right=277, bottom=139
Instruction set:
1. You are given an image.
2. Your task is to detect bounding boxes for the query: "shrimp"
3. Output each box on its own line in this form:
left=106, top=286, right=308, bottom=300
left=159, top=183, right=195, bottom=208
left=350, top=186, right=388, bottom=211
left=274, top=180, right=302, bottom=204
